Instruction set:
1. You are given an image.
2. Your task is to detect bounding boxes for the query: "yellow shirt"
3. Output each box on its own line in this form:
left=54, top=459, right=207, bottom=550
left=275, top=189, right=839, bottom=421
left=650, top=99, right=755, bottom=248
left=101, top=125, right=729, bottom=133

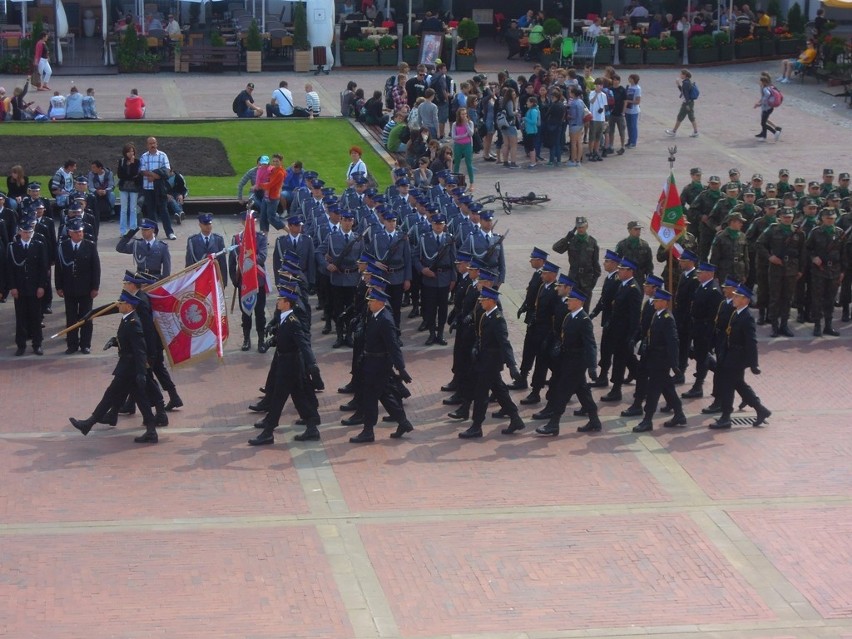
left=757, top=14, right=771, bottom=27
left=799, top=46, right=817, bottom=64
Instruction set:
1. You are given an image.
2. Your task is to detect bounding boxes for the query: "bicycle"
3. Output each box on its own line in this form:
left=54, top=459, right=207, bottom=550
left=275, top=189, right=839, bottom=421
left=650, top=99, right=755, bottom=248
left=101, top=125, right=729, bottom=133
left=474, top=181, right=551, bottom=215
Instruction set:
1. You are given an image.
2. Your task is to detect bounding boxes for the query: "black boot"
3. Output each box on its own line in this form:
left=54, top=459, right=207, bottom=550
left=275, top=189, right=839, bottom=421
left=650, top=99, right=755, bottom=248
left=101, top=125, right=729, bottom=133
left=164, top=390, right=184, bottom=411
left=97, top=410, right=118, bottom=426
left=701, top=401, right=722, bottom=414
left=842, top=305, right=850, bottom=323
left=155, top=404, right=169, bottom=427
left=796, top=309, right=806, bottom=324
left=519, top=389, right=541, bottom=405
left=390, top=419, right=414, bottom=438
left=408, top=304, right=420, bottom=319
left=680, top=383, right=703, bottom=399
left=600, top=386, right=622, bottom=402
left=294, top=425, right=321, bottom=441
left=577, top=415, right=602, bottom=432
left=769, top=320, right=780, bottom=338
left=402, top=292, right=411, bottom=308
left=753, top=404, right=772, bottom=427
left=823, top=317, right=840, bottom=336
left=620, top=403, right=643, bottom=417
left=332, top=325, right=345, bottom=348
left=448, top=403, right=470, bottom=420
left=341, top=412, right=364, bottom=426
left=710, top=413, right=733, bottom=429
left=535, top=416, right=560, bottom=436
left=241, top=334, right=251, bottom=351
left=69, top=416, right=96, bottom=436
left=590, top=372, right=609, bottom=388
left=435, top=332, right=448, bottom=346
left=425, top=331, right=437, bottom=346
left=257, top=332, right=268, bottom=353
left=118, top=399, right=136, bottom=415
left=442, top=393, right=464, bottom=405
left=500, top=413, right=525, bottom=434
left=632, top=418, right=653, bottom=433
left=248, top=400, right=270, bottom=412
left=813, top=319, right=823, bottom=337
left=458, top=424, right=483, bottom=438
left=338, top=380, right=356, bottom=394
left=339, top=399, right=358, bottom=411
left=757, top=308, right=767, bottom=325
left=663, top=412, right=688, bottom=428
left=249, top=426, right=275, bottom=445
left=507, top=372, right=528, bottom=390
left=322, top=317, right=333, bottom=335
left=134, top=423, right=159, bottom=443
left=531, top=407, right=554, bottom=420
left=349, top=427, right=375, bottom=443
left=779, top=319, right=795, bottom=337
left=441, top=379, right=458, bottom=392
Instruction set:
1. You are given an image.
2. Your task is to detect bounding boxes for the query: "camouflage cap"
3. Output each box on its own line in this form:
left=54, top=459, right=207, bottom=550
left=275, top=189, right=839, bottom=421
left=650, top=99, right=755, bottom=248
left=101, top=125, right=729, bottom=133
left=724, top=181, right=740, bottom=192
left=794, top=177, right=807, bottom=185
left=765, top=182, right=777, bottom=191
left=839, top=172, right=850, bottom=180
left=823, top=168, right=834, bottom=176
left=778, top=168, right=790, bottom=177
left=751, top=173, right=763, bottom=181
left=763, top=198, right=780, bottom=208
left=708, top=175, right=722, bottom=184
left=820, top=207, right=837, bottom=218
left=742, top=187, right=755, bottom=196
left=724, top=211, right=746, bottom=223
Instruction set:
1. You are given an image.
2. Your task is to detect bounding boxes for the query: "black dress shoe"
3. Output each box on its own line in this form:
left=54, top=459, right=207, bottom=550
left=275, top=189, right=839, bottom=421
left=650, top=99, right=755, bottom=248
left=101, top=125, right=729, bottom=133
left=663, top=413, right=688, bottom=428
left=241, top=338, right=251, bottom=352
left=417, top=321, right=428, bottom=332
left=632, top=419, right=653, bottom=433
left=164, top=396, right=184, bottom=411
left=258, top=343, right=268, bottom=354
left=701, top=402, right=722, bottom=414
left=425, top=334, right=436, bottom=346
left=134, top=430, right=159, bottom=443
left=321, top=324, right=333, bottom=335
left=507, top=377, right=528, bottom=390
left=155, top=411, right=169, bottom=427
left=339, top=400, right=358, bottom=411
left=659, top=404, right=674, bottom=414
left=33, top=346, right=43, bottom=355
left=492, top=409, right=510, bottom=419
left=349, top=429, right=375, bottom=443
left=442, top=394, right=464, bottom=405
left=65, top=346, right=77, bottom=355
left=97, top=413, right=118, bottom=426
left=248, top=431, right=275, bottom=445
left=332, top=337, right=345, bottom=348
left=338, top=382, right=356, bottom=394
left=458, top=426, right=483, bottom=439
left=294, top=428, right=321, bottom=441
left=680, top=387, right=703, bottom=399
left=408, top=307, right=420, bottom=319
left=249, top=402, right=270, bottom=413
left=43, top=306, right=53, bottom=314
left=441, top=380, right=458, bottom=392
left=535, top=423, right=559, bottom=436
left=118, top=403, right=136, bottom=415
left=80, top=347, right=91, bottom=354
left=590, top=378, right=609, bottom=388
left=15, top=346, right=25, bottom=356
left=382, top=415, right=396, bottom=423
left=448, top=407, right=469, bottom=420
left=600, top=391, right=622, bottom=402
left=753, top=405, right=772, bottom=427
left=341, top=414, right=364, bottom=426
left=390, top=420, right=414, bottom=438
left=69, top=417, right=94, bottom=436
left=577, top=420, right=602, bottom=433
left=519, top=392, right=540, bottom=405
left=620, top=405, right=643, bottom=417
left=500, top=415, right=525, bottom=434
left=435, top=336, right=448, bottom=346
left=254, top=419, right=268, bottom=429
left=709, top=416, right=732, bottom=429
left=531, top=409, right=554, bottom=420
left=295, top=418, right=306, bottom=426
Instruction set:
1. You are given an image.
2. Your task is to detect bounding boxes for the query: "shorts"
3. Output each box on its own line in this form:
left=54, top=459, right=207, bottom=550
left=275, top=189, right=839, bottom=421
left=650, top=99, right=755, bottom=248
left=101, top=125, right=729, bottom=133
left=437, top=102, right=449, bottom=123
left=588, top=120, right=605, bottom=140
left=568, top=124, right=584, bottom=135
left=676, top=100, right=695, bottom=123
left=522, top=133, right=537, bottom=153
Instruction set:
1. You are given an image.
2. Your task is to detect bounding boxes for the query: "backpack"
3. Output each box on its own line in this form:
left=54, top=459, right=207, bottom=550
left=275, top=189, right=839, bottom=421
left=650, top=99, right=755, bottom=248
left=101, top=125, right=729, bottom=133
left=232, top=93, right=241, bottom=114
left=767, top=85, right=783, bottom=108
left=407, top=105, right=422, bottom=131
left=383, top=74, right=396, bottom=109
left=687, top=81, right=699, bottom=101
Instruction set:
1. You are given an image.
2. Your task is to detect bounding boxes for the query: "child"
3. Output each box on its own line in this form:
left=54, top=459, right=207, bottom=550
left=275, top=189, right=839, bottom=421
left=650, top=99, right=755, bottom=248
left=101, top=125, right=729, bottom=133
left=82, top=87, right=98, bottom=119
left=523, top=97, right=541, bottom=169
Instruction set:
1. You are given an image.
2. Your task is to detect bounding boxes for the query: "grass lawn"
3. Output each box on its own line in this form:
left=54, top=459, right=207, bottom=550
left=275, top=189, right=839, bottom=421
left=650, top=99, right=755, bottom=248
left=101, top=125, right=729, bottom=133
left=0, top=119, right=387, bottom=198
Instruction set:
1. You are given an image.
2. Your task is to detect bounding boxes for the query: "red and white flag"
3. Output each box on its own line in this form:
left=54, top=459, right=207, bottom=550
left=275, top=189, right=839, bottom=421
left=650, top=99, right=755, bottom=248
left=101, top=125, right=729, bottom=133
left=650, top=172, right=688, bottom=257
left=147, top=257, right=229, bottom=366
left=239, top=212, right=261, bottom=315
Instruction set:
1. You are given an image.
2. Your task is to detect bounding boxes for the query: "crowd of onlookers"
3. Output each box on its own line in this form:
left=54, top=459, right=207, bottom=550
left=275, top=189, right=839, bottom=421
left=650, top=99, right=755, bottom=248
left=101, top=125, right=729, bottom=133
left=342, top=60, right=643, bottom=190
left=1, top=80, right=99, bottom=122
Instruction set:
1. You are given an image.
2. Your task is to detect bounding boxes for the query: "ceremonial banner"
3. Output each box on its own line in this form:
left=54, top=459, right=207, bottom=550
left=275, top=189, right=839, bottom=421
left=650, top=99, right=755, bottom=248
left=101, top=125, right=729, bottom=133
left=239, top=212, right=261, bottom=315
left=147, top=257, right=228, bottom=366
left=650, top=172, right=687, bottom=252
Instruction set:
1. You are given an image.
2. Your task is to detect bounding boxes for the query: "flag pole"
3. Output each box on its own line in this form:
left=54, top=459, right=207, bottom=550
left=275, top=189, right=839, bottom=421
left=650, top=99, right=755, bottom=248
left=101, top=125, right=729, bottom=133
left=667, top=145, right=677, bottom=309
left=50, top=245, right=238, bottom=339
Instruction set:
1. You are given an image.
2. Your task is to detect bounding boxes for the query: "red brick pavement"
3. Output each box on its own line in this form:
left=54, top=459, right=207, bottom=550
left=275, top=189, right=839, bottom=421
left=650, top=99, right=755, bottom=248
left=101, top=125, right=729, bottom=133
left=0, top=527, right=353, bottom=639
left=360, top=514, right=774, bottom=636
left=732, top=507, right=852, bottom=620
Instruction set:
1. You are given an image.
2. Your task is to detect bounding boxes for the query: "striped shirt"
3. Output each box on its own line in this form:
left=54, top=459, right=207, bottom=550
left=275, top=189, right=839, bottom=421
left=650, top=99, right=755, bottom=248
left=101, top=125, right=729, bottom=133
left=306, top=91, right=321, bottom=116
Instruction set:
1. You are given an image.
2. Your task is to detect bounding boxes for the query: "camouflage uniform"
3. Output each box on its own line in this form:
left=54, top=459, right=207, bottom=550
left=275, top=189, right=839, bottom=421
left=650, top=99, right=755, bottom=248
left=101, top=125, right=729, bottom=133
left=758, top=214, right=805, bottom=336
left=688, top=180, right=722, bottom=259
left=710, top=213, right=749, bottom=284
left=805, top=211, right=847, bottom=335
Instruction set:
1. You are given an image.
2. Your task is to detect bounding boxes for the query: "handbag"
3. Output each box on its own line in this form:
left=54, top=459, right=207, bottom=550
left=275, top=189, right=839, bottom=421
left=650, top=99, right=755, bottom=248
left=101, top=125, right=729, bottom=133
left=495, top=107, right=510, bottom=130
left=582, top=105, right=593, bottom=123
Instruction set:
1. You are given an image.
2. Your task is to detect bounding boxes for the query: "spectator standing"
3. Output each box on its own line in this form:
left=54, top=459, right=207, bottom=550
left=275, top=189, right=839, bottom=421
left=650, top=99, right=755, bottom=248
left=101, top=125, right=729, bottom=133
left=543, top=87, right=566, bottom=165
left=258, top=154, right=286, bottom=232
left=391, top=74, right=407, bottom=113
left=665, top=69, right=700, bottom=138
left=345, top=146, right=368, bottom=185
left=33, top=32, right=52, bottom=91
left=605, top=74, right=627, bottom=155
left=117, top=143, right=141, bottom=235
left=139, top=137, right=176, bottom=240
left=7, top=165, right=28, bottom=212
left=419, top=88, right=439, bottom=138
left=522, top=97, right=541, bottom=169
left=587, top=79, right=607, bottom=162
left=566, top=86, right=585, bottom=167
left=88, top=160, right=116, bottom=220
left=451, top=107, right=475, bottom=188
left=499, top=87, right=519, bottom=169
left=124, top=88, right=146, bottom=119
left=624, top=73, right=641, bottom=148
left=431, top=62, right=452, bottom=139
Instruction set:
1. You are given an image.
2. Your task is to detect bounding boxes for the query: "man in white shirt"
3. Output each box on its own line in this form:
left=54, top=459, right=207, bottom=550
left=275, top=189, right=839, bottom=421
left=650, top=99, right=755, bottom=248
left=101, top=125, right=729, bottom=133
left=266, top=80, right=295, bottom=117
left=139, top=137, right=176, bottom=240
left=166, top=14, right=181, bottom=38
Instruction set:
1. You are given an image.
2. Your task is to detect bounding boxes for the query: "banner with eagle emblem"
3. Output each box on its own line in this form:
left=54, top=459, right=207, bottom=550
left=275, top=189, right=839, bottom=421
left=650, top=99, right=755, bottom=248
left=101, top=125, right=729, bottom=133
left=239, top=212, right=261, bottom=315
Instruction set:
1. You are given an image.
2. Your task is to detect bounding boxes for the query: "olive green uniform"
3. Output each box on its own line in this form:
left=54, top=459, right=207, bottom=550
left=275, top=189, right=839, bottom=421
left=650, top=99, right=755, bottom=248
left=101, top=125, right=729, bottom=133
left=614, top=236, right=654, bottom=285
left=758, top=221, right=805, bottom=329
left=710, top=228, right=749, bottom=284
left=805, top=224, right=846, bottom=329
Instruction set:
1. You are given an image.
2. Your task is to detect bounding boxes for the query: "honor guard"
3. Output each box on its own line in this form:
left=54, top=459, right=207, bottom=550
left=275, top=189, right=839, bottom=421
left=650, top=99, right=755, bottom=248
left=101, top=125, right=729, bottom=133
left=691, top=175, right=723, bottom=260
left=314, top=199, right=342, bottom=334
left=441, top=251, right=474, bottom=400
left=116, top=218, right=172, bottom=279
left=509, top=246, right=548, bottom=391
left=416, top=212, right=456, bottom=345
left=30, top=202, right=57, bottom=315
left=229, top=217, right=269, bottom=352
left=322, top=209, right=363, bottom=348
left=55, top=218, right=101, bottom=354
left=672, top=249, right=699, bottom=383
left=681, top=167, right=704, bottom=237
left=621, top=274, right=665, bottom=418
left=186, top=213, right=227, bottom=285
left=599, top=258, right=642, bottom=403
left=466, top=210, right=506, bottom=284
left=7, top=219, right=49, bottom=355
left=710, top=211, right=749, bottom=284
left=806, top=207, right=847, bottom=336
left=681, top=262, right=722, bottom=399
left=745, top=198, right=780, bottom=324
left=274, top=215, right=316, bottom=293
left=589, top=249, right=622, bottom=388
left=372, top=208, right=411, bottom=328
left=518, top=260, right=561, bottom=406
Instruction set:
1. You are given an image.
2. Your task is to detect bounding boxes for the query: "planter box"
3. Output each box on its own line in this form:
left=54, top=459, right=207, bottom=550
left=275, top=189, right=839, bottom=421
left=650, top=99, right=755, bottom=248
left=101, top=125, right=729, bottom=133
left=378, top=48, right=398, bottom=65
left=293, top=49, right=312, bottom=72
left=735, top=40, right=761, bottom=58
left=538, top=53, right=554, bottom=67
left=645, top=49, right=679, bottom=64
left=688, top=46, right=718, bottom=64
left=455, top=54, right=476, bottom=72
left=621, top=47, right=644, bottom=65
left=776, top=38, right=804, bottom=55
left=402, top=48, right=418, bottom=65
left=718, top=43, right=734, bottom=60
left=246, top=50, right=262, bottom=73
left=344, top=50, right=377, bottom=66
left=595, top=46, right=614, bottom=64
left=759, top=39, right=776, bottom=56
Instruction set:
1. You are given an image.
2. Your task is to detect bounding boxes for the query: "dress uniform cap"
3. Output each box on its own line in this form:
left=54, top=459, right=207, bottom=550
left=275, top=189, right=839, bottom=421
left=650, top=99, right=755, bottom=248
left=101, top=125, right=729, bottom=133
left=456, top=251, right=472, bottom=263
left=478, top=268, right=497, bottom=281
left=368, top=274, right=389, bottom=289
left=734, top=284, right=754, bottom=299
left=395, top=177, right=410, bottom=187
left=392, top=168, right=408, bottom=176
left=458, top=195, right=473, bottom=204
left=794, top=177, right=807, bottom=184
left=303, top=170, right=318, bottom=180
left=479, top=287, right=500, bottom=301
left=645, top=274, right=665, bottom=287
left=353, top=174, right=369, bottom=185
left=575, top=216, right=588, bottom=227
left=311, top=179, right=325, bottom=189
left=123, top=270, right=148, bottom=285
left=73, top=192, right=87, bottom=201
left=678, top=249, right=699, bottom=262
left=368, top=288, right=390, bottom=303
left=479, top=210, right=495, bottom=220
left=823, top=168, right=834, bottom=176
left=382, top=208, right=398, bottom=220
left=724, top=211, right=746, bottom=223
left=372, top=194, right=387, bottom=204
left=468, top=202, right=483, bottom=212
left=140, top=218, right=159, bottom=231
left=283, top=249, right=300, bottom=263
left=557, top=273, right=576, bottom=287
left=364, top=187, right=378, bottom=198
left=819, top=207, right=837, bottom=218
left=604, top=249, right=621, bottom=262
left=530, top=246, right=549, bottom=260
left=690, top=167, right=702, bottom=175
left=698, top=262, right=717, bottom=272
left=66, top=218, right=84, bottom=232
left=283, top=259, right=303, bottom=274
left=17, top=219, right=34, bottom=231
left=118, top=290, right=141, bottom=306
left=34, top=201, right=46, bottom=209
left=197, top=212, right=214, bottom=224
left=74, top=175, right=89, bottom=184
left=444, top=174, right=458, bottom=185
left=723, top=276, right=740, bottom=288
left=708, top=175, right=722, bottom=184
left=436, top=169, right=450, bottom=178
left=286, top=215, right=304, bottom=226
left=468, top=258, right=485, bottom=270
left=277, top=286, right=300, bottom=302
left=451, top=187, right=464, bottom=196
left=617, top=257, right=638, bottom=270
left=322, top=187, right=336, bottom=196
left=28, top=182, right=41, bottom=189
left=839, top=172, right=850, bottom=180
left=653, top=288, right=673, bottom=301
left=259, top=156, right=270, bottom=165
left=425, top=203, right=440, bottom=214
left=0, top=191, right=6, bottom=198
left=778, top=168, right=790, bottom=176
left=68, top=203, right=83, bottom=213
left=541, top=260, right=560, bottom=273
left=627, top=220, right=643, bottom=229
left=323, top=195, right=339, bottom=205
left=751, top=173, right=763, bottom=181
left=568, top=288, right=588, bottom=302
left=728, top=168, right=740, bottom=176
left=366, top=262, right=388, bottom=276
left=339, top=209, right=356, bottom=219
left=431, top=213, right=447, bottom=224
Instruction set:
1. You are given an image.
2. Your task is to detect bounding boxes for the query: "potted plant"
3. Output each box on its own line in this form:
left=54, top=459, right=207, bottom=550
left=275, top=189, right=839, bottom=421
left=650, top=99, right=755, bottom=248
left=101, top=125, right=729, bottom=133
left=715, top=30, right=733, bottom=60
left=688, top=34, right=717, bottom=63
left=786, top=3, right=806, bottom=38
left=735, top=34, right=760, bottom=59
left=757, top=30, right=775, bottom=56
left=344, top=37, right=376, bottom=66
left=117, top=26, right=160, bottom=73
left=645, top=36, right=679, bottom=64
left=245, top=19, right=263, bottom=72
left=455, top=45, right=476, bottom=71
left=293, top=1, right=312, bottom=72
left=621, top=34, right=643, bottom=64
left=456, top=17, right=479, bottom=50
left=595, top=34, right=613, bottom=64
left=377, top=34, right=397, bottom=65
left=402, top=34, right=419, bottom=65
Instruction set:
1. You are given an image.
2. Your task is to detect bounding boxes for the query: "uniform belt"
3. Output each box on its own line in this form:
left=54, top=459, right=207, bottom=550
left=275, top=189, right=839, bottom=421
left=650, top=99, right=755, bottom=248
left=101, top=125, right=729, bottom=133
left=733, top=257, right=740, bottom=262
left=141, top=269, right=162, bottom=276
left=435, top=267, right=450, bottom=272
left=386, top=267, right=401, bottom=273
left=340, top=268, right=358, bottom=274
left=363, top=350, right=388, bottom=357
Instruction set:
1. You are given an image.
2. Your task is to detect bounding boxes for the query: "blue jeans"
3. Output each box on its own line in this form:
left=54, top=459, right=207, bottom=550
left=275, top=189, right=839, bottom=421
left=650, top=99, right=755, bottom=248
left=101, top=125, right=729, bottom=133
left=547, top=123, right=562, bottom=163
left=260, top=198, right=284, bottom=232
left=625, top=113, right=639, bottom=146
left=119, top=190, right=138, bottom=235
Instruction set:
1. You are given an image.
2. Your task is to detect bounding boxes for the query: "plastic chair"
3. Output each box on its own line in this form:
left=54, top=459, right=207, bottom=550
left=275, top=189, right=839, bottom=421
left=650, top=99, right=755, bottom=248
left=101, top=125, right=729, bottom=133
left=573, top=33, right=598, bottom=70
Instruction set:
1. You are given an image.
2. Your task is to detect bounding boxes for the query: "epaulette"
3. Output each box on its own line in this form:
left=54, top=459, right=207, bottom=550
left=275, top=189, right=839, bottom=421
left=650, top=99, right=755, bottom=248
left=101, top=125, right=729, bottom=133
left=661, top=311, right=671, bottom=319
left=493, top=311, right=504, bottom=320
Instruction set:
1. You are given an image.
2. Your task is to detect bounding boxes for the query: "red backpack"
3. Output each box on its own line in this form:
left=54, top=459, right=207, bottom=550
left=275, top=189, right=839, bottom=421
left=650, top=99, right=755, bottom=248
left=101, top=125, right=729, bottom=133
left=767, top=85, right=784, bottom=108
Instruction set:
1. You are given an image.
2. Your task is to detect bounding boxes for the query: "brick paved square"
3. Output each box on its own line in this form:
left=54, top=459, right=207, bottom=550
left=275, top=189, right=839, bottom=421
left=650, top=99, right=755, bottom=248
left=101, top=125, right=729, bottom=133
left=322, top=426, right=670, bottom=512
left=360, top=514, right=774, bottom=636
left=661, top=414, right=851, bottom=500
left=0, top=432, right=309, bottom=524
left=732, top=507, right=852, bottom=620
left=0, top=527, right=352, bottom=639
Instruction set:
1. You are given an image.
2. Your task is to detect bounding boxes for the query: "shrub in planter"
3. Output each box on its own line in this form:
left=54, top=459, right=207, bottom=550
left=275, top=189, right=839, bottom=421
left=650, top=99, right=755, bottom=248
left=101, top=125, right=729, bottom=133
left=714, top=30, right=733, bottom=59
left=457, top=18, right=479, bottom=49
left=542, top=18, right=563, bottom=38
left=645, top=36, right=679, bottom=63
left=595, top=34, right=613, bottom=63
left=786, top=3, right=805, bottom=37
left=735, top=36, right=761, bottom=58
left=117, top=27, right=161, bottom=72
left=621, top=35, right=644, bottom=64
left=455, top=48, right=476, bottom=71
left=377, top=35, right=397, bottom=65
left=344, top=38, right=377, bottom=65
left=688, top=34, right=718, bottom=63
left=402, top=34, right=419, bottom=64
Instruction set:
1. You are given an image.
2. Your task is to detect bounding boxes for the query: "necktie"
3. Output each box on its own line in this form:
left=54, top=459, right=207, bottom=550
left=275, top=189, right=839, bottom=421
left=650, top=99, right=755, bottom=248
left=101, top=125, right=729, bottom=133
left=148, top=242, right=152, bottom=250
left=23, top=243, right=28, bottom=250
left=204, top=236, right=209, bottom=250
left=73, top=243, right=78, bottom=252
left=345, top=233, right=350, bottom=242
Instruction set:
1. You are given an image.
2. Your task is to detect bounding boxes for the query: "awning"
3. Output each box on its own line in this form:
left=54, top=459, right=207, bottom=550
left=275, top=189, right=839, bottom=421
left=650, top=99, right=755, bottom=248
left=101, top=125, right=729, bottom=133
left=822, top=0, right=852, bottom=8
